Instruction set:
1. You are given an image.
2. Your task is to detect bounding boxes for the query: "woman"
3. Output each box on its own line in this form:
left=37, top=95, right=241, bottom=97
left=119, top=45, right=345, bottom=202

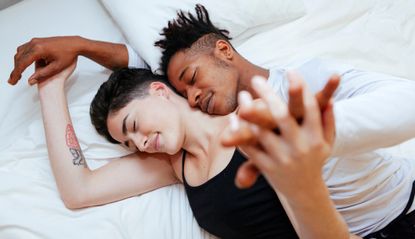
left=38, top=61, right=351, bottom=238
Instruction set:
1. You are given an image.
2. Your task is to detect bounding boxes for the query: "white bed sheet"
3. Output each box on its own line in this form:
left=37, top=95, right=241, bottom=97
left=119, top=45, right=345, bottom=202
left=1, top=0, right=415, bottom=238
left=239, top=0, right=415, bottom=80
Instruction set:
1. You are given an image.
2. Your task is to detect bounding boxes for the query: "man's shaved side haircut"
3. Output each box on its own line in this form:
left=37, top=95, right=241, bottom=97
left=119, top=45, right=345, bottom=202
left=155, top=4, right=232, bottom=75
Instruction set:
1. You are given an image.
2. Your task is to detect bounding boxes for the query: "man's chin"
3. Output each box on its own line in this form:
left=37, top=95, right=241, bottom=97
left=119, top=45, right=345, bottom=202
left=214, top=105, right=236, bottom=115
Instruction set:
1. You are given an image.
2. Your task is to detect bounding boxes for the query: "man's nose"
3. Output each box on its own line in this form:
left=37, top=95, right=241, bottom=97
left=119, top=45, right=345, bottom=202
left=187, top=87, right=202, bottom=108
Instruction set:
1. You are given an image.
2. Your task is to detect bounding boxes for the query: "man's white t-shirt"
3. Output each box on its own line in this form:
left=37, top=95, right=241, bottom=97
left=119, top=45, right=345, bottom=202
left=267, top=58, right=415, bottom=236
left=126, top=44, right=148, bottom=69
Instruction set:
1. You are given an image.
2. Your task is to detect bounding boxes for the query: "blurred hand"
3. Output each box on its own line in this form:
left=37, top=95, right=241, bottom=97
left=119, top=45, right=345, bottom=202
left=231, top=74, right=339, bottom=134
left=8, top=36, right=82, bottom=86
left=222, top=72, right=339, bottom=189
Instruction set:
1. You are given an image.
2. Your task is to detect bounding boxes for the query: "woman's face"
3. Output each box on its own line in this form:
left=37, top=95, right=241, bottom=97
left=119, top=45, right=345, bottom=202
left=107, top=91, right=184, bottom=155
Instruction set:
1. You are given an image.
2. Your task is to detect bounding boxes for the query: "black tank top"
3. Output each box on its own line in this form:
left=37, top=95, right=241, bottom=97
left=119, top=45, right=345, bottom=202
left=182, top=149, right=299, bottom=239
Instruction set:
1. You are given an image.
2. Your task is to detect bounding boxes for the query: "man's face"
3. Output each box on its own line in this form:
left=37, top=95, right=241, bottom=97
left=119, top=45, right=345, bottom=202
left=167, top=48, right=239, bottom=115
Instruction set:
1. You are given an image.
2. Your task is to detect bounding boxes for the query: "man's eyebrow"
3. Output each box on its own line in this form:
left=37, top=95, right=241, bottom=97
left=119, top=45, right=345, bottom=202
left=179, top=66, right=189, bottom=81
left=122, top=114, right=129, bottom=135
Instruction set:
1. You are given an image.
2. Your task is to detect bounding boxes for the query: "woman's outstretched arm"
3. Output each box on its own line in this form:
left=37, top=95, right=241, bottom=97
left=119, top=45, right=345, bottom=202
left=37, top=62, right=177, bottom=209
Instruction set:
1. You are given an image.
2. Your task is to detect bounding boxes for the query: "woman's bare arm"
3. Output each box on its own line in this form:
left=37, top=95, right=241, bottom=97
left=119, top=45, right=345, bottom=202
left=38, top=63, right=177, bottom=209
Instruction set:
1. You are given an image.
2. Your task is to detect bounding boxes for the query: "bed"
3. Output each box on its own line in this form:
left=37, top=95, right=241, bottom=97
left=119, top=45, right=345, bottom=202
left=1, top=0, right=414, bottom=238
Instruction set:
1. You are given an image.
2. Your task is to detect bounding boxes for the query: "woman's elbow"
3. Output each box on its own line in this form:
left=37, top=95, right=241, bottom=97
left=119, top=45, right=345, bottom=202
left=61, top=192, right=90, bottom=209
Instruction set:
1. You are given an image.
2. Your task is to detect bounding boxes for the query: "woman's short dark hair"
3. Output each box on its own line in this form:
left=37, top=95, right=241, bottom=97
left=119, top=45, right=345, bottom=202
left=154, top=4, right=232, bottom=75
left=90, top=68, right=168, bottom=144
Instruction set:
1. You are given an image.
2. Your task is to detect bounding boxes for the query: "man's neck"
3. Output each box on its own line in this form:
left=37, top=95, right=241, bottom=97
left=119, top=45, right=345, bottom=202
left=236, top=57, right=269, bottom=99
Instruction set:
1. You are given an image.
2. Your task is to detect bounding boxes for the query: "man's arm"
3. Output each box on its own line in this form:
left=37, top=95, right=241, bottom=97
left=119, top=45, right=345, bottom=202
left=332, top=74, right=415, bottom=157
left=37, top=63, right=176, bottom=209
left=8, top=36, right=144, bottom=86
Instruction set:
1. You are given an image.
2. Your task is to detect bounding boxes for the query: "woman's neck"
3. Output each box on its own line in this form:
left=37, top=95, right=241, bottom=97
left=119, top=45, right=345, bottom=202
left=178, top=101, right=231, bottom=160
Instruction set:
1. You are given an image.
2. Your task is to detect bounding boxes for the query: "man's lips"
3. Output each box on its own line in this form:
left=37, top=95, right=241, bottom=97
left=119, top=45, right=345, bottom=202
left=207, top=94, right=215, bottom=114
left=202, top=93, right=213, bottom=113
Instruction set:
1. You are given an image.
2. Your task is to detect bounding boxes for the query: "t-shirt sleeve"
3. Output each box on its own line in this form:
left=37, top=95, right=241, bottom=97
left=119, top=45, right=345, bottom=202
left=331, top=71, right=415, bottom=157
left=125, top=44, right=148, bottom=69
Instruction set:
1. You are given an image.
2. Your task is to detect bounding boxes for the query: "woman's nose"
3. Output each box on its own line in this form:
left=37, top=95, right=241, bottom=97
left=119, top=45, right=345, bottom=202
left=130, top=134, right=148, bottom=152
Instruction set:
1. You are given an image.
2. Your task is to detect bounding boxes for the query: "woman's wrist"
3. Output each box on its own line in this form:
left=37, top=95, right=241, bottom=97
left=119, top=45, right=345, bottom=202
left=277, top=176, right=330, bottom=207
left=37, top=79, right=65, bottom=98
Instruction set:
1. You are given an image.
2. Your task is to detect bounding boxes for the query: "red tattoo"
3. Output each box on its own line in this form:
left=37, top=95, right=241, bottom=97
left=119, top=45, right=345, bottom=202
left=65, top=124, right=86, bottom=167
left=66, top=124, right=80, bottom=149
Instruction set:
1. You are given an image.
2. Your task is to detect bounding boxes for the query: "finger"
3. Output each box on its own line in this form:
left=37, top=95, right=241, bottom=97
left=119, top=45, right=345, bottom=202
left=256, top=128, right=288, bottom=164
left=238, top=92, right=276, bottom=129
left=322, top=99, right=335, bottom=144
left=235, top=162, right=260, bottom=189
left=251, top=75, right=299, bottom=140
left=28, top=61, right=61, bottom=85
left=315, top=75, right=340, bottom=111
left=303, top=80, right=325, bottom=139
left=288, top=74, right=305, bottom=122
left=239, top=144, right=274, bottom=173
left=9, top=47, right=41, bottom=85
left=221, top=114, right=258, bottom=147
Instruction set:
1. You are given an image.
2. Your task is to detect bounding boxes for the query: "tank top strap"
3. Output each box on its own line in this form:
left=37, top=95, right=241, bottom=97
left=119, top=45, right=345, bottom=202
left=181, top=150, right=189, bottom=186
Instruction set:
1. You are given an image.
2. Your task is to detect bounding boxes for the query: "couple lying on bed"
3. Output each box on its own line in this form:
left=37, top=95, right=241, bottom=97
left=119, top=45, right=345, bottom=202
left=8, top=5, right=415, bottom=239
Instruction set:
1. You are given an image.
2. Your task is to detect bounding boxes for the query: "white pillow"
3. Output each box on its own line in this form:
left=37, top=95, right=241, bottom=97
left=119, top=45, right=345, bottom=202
left=100, top=0, right=306, bottom=73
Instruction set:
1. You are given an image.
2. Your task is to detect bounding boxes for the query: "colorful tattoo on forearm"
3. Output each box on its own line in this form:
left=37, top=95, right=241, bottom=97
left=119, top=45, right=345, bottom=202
left=65, top=124, right=86, bottom=167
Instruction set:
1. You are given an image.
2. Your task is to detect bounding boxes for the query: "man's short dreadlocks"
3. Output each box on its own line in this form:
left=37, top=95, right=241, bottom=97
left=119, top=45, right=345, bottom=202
left=155, top=4, right=232, bottom=75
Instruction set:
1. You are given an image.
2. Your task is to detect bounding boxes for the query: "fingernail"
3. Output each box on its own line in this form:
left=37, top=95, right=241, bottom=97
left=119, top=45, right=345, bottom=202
left=286, top=70, right=297, bottom=79
left=235, top=179, right=243, bottom=189
left=288, top=73, right=299, bottom=87
left=29, top=78, right=36, bottom=85
left=238, top=91, right=253, bottom=107
left=251, top=76, right=267, bottom=89
left=229, top=114, right=240, bottom=131
left=250, top=124, right=260, bottom=135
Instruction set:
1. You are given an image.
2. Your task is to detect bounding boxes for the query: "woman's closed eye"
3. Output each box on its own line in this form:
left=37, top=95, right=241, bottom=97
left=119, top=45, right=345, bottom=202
left=128, top=120, right=137, bottom=134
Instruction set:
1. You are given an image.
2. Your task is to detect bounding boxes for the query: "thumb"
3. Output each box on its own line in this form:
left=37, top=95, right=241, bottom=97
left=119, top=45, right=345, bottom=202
left=29, top=62, right=61, bottom=85
left=235, top=162, right=260, bottom=189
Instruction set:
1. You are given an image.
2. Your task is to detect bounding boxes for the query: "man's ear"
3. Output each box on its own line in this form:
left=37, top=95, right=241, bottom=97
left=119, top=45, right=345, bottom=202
left=214, top=39, right=234, bottom=60
left=149, top=82, right=170, bottom=98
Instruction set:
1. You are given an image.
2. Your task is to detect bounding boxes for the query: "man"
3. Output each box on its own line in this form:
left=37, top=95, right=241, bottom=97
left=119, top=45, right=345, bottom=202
left=153, top=12, right=415, bottom=239
left=8, top=4, right=415, bottom=238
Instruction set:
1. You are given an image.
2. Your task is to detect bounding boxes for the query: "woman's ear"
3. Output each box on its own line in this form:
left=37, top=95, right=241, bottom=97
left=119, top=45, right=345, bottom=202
left=214, top=39, right=234, bottom=60
left=149, top=82, right=170, bottom=98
